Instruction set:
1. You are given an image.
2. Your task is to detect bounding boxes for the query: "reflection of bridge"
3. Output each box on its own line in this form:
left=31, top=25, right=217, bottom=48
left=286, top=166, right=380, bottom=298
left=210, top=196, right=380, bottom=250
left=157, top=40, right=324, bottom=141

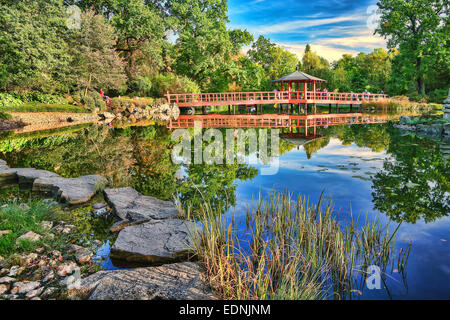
left=167, top=113, right=388, bottom=136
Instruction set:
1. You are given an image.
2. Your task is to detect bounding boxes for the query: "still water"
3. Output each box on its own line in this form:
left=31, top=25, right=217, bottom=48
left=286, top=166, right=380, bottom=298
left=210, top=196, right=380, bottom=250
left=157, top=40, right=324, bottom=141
left=0, top=119, right=449, bottom=299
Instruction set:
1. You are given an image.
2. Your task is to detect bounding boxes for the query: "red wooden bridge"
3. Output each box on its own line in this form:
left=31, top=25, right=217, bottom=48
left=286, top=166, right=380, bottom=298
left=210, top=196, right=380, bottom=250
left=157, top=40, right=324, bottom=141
left=167, top=113, right=389, bottom=136
left=166, top=71, right=387, bottom=109
left=166, top=90, right=388, bottom=108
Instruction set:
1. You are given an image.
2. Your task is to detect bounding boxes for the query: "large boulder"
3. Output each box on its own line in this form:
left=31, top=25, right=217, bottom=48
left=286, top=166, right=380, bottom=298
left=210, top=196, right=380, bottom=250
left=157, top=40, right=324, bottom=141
left=76, top=262, right=216, bottom=300
left=33, top=175, right=107, bottom=205
left=110, top=219, right=200, bottom=265
left=104, top=187, right=179, bottom=222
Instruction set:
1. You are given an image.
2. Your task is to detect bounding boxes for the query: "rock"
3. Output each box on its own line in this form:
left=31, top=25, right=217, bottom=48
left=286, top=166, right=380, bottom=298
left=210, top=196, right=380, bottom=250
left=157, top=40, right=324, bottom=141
left=0, top=168, right=60, bottom=188
left=24, top=253, right=38, bottom=264
left=93, top=207, right=109, bottom=216
left=0, top=159, right=8, bottom=170
left=16, top=231, right=42, bottom=243
left=18, top=203, right=30, bottom=210
left=41, top=221, right=53, bottom=229
left=92, top=203, right=107, bottom=210
left=33, top=175, right=107, bottom=205
left=42, top=271, right=55, bottom=283
left=0, top=276, right=15, bottom=284
left=25, top=287, right=43, bottom=299
left=399, top=115, right=411, bottom=125
left=111, top=219, right=199, bottom=265
left=104, top=187, right=179, bottom=222
left=76, top=262, right=215, bottom=300
left=0, top=284, right=8, bottom=295
left=0, top=230, right=11, bottom=237
left=11, top=281, right=40, bottom=294
left=41, top=287, right=57, bottom=299
left=42, top=199, right=58, bottom=206
left=9, top=266, right=21, bottom=276
left=60, top=273, right=81, bottom=290
left=71, top=246, right=93, bottom=264
left=0, top=256, right=5, bottom=267
left=56, top=262, right=78, bottom=277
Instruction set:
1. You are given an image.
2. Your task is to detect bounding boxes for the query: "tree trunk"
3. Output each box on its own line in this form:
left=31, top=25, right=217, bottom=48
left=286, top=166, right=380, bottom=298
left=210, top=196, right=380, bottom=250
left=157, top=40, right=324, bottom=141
left=416, top=57, right=425, bottom=95
left=85, top=73, right=92, bottom=97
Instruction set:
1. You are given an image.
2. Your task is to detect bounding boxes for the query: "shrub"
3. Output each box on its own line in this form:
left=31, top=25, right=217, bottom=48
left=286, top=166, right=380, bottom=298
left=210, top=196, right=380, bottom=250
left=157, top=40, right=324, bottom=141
left=428, top=89, right=448, bottom=104
left=0, top=111, right=12, bottom=120
left=72, top=90, right=106, bottom=110
left=129, top=76, right=153, bottom=97
left=0, top=93, right=23, bottom=107
left=150, top=74, right=200, bottom=98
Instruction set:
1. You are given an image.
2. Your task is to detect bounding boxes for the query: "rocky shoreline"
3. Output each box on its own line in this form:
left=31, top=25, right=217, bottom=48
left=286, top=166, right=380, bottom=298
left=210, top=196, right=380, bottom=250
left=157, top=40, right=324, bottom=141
left=0, top=160, right=215, bottom=300
left=394, top=115, right=450, bottom=138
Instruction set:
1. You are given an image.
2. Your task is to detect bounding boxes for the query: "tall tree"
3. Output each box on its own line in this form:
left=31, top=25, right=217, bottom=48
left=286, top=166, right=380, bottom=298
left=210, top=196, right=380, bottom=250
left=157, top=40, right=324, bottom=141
left=0, top=0, right=71, bottom=93
left=376, top=0, right=448, bottom=94
left=69, top=10, right=126, bottom=95
left=170, top=0, right=234, bottom=92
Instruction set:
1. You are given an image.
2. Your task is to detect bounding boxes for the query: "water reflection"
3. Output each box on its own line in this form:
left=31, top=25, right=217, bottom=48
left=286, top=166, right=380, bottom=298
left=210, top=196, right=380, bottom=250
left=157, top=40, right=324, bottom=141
left=1, top=117, right=449, bottom=299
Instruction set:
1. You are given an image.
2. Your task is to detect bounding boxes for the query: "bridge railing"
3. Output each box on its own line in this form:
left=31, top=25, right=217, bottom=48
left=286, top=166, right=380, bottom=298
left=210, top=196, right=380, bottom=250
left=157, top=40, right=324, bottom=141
left=166, top=91, right=388, bottom=106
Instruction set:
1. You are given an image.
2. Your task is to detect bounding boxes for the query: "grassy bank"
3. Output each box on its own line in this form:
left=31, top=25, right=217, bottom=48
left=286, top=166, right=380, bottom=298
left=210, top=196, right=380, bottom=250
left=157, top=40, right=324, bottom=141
left=1, top=103, right=91, bottom=113
left=363, top=96, right=442, bottom=111
left=191, top=190, right=410, bottom=300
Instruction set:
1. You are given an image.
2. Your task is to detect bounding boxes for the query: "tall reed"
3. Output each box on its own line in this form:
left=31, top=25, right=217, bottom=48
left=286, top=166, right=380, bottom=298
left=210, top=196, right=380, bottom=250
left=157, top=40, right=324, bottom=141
left=190, top=190, right=409, bottom=300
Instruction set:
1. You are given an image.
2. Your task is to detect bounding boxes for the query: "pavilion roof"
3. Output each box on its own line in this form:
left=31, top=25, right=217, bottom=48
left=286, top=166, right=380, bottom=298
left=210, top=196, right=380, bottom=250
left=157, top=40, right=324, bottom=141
left=272, top=70, right=326, bottom=83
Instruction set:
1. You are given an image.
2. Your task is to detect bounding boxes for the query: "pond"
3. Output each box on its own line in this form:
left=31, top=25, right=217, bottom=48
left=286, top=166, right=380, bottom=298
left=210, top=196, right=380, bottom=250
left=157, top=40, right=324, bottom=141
left=0, top=116, right=449, bottom=300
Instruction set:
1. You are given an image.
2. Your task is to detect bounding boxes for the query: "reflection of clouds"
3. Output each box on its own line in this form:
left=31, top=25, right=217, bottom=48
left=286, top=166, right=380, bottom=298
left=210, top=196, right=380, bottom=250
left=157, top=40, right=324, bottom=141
left=276, top=138, right=387, bottom=177
left=396, top=217, right=450, bottom=243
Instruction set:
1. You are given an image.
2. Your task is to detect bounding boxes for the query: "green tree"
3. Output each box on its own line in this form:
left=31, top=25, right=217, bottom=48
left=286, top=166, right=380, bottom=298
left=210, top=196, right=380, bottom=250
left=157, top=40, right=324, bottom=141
left=170, top=0, right=234, bottom=92
left=0, top=0, right=71, bottom=93
left=69, top=10, right=126, bottom=95
left=376, top=0, right=448, bottom=95
left=248, top=35, right=276, bottom=74
left=229, top=29, right=254, bottom=55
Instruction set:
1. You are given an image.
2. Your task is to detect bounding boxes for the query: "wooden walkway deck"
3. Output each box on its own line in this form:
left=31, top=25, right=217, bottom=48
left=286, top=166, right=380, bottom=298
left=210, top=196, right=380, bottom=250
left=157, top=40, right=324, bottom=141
left=166, top=91, right=388, bottom=107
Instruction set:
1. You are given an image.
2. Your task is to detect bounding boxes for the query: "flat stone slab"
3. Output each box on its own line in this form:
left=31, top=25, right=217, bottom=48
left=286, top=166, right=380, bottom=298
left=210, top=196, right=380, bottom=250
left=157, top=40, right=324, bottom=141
left=104, top=187, right=179, bottom=222
left=76, top=262, right=216, bottom=300
left=0, top=165, right=60, bottom=187
left=33, top=175, right=107, bottom=205
left=110, top=219, right=200, bottom=265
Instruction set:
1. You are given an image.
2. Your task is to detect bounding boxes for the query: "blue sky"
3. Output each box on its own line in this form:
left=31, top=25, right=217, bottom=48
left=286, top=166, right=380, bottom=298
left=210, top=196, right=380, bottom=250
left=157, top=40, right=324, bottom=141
left=227, top=0, right=387, bottom=62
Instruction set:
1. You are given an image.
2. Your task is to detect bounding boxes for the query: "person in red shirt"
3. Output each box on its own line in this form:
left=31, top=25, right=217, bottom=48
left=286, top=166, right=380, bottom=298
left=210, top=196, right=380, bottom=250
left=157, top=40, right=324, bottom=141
left=99, top=89, right=104, bottom=98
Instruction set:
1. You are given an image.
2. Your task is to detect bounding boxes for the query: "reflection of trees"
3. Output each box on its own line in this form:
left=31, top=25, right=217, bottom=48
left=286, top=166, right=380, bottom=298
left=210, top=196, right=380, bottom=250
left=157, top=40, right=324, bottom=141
left=178, top=163, right=258, bottom=215
left=371, top=128, right=450, bottom=223
left=323, top=124, right=390, bottom=152
left=130, top=126, right=181, bottom=200
left=303, top=137, right=330, bottom=159
left=2, top=125, right=135, bottom=187
left=176, top=127, right=260, bottom=214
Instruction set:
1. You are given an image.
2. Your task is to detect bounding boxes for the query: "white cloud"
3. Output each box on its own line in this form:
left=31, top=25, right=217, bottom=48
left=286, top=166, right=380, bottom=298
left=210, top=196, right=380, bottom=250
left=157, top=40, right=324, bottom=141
left=278, top=43, right=359, bottom=63
left=254, top=15, right=361, bottom=34
left=277, top=29, right=387, bottom=62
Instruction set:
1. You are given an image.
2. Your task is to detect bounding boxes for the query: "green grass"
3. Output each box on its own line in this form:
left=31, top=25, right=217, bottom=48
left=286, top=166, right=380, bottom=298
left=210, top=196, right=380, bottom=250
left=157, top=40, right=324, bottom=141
left=0, top=201, right=62, bottom=257
left=0, top=112, right=13, bottom=120
left=189, top=190, right=410, bottom=300
left=0, top=102, right=91, bottom=113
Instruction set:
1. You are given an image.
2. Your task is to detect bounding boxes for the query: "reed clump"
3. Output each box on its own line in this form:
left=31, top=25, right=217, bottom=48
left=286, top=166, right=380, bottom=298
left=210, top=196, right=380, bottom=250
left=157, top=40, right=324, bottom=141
left=191, top=190, right=409, bottom=300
